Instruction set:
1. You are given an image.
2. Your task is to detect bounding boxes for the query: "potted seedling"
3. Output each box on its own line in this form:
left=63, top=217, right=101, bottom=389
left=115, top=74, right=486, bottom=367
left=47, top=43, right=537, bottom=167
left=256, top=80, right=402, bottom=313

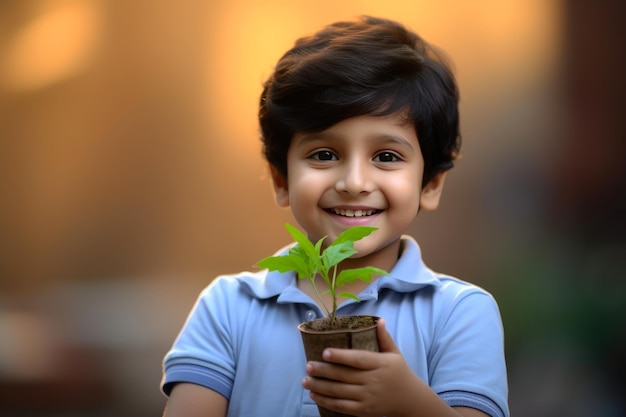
left=258, top=223, right=389, bottom=417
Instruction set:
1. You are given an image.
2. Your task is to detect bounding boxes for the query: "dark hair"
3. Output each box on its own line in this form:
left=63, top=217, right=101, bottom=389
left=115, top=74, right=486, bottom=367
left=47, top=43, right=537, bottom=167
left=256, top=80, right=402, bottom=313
left=259, top=16, right=460, bottom=186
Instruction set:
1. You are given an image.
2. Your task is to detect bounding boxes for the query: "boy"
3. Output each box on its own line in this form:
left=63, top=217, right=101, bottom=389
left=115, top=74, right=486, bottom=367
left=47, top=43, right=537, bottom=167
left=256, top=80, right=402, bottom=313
left=161, top=16, right=508, bottom=417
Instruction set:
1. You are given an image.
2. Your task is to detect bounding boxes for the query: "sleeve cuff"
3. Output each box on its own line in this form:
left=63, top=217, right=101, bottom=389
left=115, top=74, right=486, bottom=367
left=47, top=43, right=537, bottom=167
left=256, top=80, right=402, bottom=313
left=161, top=363, right=232, bottom=399
left=440, top=390, right=507, bottom=417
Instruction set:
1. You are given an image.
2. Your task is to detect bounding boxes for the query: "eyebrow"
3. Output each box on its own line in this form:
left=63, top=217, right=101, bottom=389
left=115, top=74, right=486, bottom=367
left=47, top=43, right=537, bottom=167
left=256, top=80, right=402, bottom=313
left=376, top=134, right=415, bottom=149
left=296, top=132, right=415, bottom=149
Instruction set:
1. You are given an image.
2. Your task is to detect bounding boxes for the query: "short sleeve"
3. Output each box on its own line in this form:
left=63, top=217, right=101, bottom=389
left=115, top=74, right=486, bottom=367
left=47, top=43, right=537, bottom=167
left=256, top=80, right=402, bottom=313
left=161, top=277, right=238, bottom=398
left=429, top=288, right=509, bottom=417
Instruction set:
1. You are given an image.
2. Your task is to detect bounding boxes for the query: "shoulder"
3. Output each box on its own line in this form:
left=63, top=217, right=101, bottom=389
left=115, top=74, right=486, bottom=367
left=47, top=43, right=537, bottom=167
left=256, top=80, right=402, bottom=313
left=432, top=274, right=502, bottom=318
left=196, top=267, right=295, bottom=308
left=435, top=275, right=497, bottom=302
left=426, top=275, right=505, bottom=350
left=390, top=237, right=498, bottom=307
left=198, top=271, right=260, bottom=300
left=200, top=242, right=296, bottom=300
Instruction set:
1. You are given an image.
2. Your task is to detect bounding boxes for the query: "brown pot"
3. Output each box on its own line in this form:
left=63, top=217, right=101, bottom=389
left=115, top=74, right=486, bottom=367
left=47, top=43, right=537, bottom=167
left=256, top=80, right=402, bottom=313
left=298, top=315, right=380, bottom=417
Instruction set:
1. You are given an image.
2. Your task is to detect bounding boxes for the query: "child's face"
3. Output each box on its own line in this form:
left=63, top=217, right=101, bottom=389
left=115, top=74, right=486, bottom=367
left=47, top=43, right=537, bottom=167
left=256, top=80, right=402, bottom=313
left=271, top=112, right=446, bottom=264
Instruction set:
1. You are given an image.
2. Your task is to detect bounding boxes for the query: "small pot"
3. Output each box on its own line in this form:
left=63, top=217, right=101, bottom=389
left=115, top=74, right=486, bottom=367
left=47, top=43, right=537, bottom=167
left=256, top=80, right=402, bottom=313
left=298, top=315, right=380, bottom=417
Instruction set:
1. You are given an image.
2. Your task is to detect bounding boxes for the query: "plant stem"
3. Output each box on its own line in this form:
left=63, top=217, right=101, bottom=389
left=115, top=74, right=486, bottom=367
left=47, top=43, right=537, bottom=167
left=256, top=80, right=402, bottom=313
left=309, top=276, right=331, bottom=318
left=329, top=266, right=338, bottom=328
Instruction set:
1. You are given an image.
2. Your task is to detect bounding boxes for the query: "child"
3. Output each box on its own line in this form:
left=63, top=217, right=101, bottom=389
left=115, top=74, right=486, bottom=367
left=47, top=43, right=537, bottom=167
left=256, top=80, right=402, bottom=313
left=161, top=16, right=508, bottom=417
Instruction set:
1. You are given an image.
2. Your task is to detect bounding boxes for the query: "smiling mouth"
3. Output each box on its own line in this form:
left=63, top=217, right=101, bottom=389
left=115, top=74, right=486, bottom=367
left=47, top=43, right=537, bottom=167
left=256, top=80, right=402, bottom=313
left=328, top=208, right=381, bottom=217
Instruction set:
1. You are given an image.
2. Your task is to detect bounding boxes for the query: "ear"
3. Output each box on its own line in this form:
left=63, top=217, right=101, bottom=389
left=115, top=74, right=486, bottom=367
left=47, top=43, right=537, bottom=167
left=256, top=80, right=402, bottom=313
left=419, top=171, right=448, bottom=211
left=269, top=165, right=290, bottom=208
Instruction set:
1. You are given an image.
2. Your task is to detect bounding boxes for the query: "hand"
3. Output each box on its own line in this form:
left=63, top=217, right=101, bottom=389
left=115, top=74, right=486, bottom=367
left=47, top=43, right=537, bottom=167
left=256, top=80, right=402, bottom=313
left=302, top=318, right=422, bottom=417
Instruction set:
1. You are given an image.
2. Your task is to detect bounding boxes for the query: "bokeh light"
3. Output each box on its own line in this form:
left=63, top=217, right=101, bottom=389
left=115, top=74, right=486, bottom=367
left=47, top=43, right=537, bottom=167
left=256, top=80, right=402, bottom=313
left=1, top=1, right=624, bottom=416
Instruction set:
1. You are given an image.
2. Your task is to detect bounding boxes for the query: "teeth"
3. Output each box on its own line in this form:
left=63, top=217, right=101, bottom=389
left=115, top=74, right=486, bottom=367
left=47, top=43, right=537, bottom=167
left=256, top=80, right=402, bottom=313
left=331, top=208, right=377, bottom=217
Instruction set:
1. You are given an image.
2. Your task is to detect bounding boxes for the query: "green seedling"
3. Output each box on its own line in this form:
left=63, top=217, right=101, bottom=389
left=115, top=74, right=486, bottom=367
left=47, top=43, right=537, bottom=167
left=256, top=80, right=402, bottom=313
left=258, top=223, right=388, bottom=327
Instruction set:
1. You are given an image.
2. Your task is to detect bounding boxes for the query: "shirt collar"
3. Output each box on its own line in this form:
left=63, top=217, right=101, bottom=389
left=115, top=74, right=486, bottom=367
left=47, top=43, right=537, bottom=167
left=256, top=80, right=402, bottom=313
left=376, top=235, right=441, bottom=291
left=238, top=235, right=441, bottom=302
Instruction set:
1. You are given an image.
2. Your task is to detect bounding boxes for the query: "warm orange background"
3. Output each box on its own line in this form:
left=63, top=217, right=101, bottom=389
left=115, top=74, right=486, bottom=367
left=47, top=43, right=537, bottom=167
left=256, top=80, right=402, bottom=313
left=1, top=1, right=624, bottom=416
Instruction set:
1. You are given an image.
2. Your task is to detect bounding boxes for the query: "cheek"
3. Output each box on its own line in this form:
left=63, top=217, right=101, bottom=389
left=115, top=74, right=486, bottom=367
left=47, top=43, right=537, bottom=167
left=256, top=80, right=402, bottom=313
left=290, top=168, right=329, bottom=191
left=385, top=175, right=421, bottom=201
left=384, top=182, right=422, bottom=229
left=286, top=171, right=323, bottom=205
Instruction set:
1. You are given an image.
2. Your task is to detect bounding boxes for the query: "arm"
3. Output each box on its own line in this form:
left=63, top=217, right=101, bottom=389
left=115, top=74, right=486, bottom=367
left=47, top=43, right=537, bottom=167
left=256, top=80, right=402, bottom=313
left=163, top=383, right=228, bottom=417
left=302, top=319, right=490, bottom=417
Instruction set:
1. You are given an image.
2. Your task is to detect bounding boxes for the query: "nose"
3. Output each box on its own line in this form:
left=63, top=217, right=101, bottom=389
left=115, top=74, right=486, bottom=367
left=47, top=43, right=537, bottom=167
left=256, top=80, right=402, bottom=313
left=335, top=158, right=375, bottom=196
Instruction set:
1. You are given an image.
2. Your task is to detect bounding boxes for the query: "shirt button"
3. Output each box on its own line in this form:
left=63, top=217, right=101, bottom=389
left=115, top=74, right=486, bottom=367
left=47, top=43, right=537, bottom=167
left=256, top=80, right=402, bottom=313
left=304, top=310, right=317, bottom=321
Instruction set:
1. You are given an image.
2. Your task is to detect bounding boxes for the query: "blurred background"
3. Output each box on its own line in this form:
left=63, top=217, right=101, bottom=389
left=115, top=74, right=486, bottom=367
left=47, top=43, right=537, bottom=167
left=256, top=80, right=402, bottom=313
left=1, top=0, right=624, bottom=416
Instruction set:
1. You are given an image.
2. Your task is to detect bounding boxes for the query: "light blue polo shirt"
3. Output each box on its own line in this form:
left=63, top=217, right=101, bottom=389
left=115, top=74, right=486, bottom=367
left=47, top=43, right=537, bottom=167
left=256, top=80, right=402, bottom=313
left=161, top=236, right=509, bottom=417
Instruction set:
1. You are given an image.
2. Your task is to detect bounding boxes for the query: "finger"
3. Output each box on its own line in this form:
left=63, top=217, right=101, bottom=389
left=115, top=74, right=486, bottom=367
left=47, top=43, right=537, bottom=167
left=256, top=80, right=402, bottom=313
left=376, top=318, right=400, bottom=354
left=308, top=388, right=362, bottom=416
left=305, top=360, right=360, bottom=383
left=302, top=374, right=361, bottom=400
left=321, top=347, right=379, bottom=370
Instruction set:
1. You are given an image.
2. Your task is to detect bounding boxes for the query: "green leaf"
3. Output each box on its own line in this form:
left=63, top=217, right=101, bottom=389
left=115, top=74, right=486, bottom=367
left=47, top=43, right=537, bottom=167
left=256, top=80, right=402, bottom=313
left=331, top=226, right=378, bottom=247
left=314, top=237, right=326, bottom=257
left=285, top=223, right=318, bottom=263
left=312, top=237, right=327, bottom=274
left=321, top=241, right=357, bottom=270
left=336, top=266, right=388, bottom=286
left=289, top=245, right=314, bottom=276
left=257, top=254, right=310, bottom=278
left=339, top=291, right=361, bottom=302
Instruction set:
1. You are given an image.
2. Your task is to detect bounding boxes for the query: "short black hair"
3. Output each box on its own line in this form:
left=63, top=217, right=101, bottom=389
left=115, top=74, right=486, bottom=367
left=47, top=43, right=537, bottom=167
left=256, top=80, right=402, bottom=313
left=259, top=15, right=460, bottom=186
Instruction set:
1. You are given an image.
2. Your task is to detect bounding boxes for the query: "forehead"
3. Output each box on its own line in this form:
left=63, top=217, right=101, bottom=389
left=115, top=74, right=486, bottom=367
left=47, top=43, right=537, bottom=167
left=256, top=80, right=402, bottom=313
left=292, top=113, right=418, bottom=147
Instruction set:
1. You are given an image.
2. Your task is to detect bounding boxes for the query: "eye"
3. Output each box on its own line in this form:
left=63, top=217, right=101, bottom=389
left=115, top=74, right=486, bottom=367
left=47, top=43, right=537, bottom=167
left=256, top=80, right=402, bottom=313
left=310, top=150, right=337, bottom=161
left=374, top=151, right=400, bottom=162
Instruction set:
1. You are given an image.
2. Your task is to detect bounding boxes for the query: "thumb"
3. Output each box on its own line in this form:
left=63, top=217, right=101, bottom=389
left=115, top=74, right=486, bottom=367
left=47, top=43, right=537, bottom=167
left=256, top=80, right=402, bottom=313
left=376, top=318, right=400, bottom=353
